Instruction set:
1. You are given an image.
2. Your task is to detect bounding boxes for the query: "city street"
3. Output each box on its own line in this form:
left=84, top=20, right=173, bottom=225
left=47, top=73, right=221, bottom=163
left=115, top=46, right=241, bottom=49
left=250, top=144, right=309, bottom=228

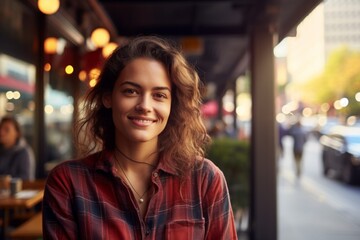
left=278, top=135, right=360, bottom=240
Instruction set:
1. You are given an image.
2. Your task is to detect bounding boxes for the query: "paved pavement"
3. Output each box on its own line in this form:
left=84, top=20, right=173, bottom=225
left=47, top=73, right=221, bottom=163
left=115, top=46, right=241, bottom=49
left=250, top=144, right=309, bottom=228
left=278, top=137, right=360, bottom=240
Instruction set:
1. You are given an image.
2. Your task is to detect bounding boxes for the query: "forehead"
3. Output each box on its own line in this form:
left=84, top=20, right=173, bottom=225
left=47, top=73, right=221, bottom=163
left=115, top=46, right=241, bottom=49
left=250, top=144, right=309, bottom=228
left=0, top=121, right=16, bottom=130
left=117, top=57, right=171, bottom=86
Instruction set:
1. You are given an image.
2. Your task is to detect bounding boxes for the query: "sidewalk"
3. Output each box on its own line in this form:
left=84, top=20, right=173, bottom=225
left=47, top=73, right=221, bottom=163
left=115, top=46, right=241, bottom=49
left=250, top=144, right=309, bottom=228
left=278, top=165, right=360, bottom=240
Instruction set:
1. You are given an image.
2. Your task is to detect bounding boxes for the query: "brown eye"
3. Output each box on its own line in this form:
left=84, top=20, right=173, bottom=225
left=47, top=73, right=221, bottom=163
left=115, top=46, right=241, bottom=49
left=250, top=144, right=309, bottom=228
left=123, top=89, right=138, bottom=95
left=153, top=92, right=167, bottom=100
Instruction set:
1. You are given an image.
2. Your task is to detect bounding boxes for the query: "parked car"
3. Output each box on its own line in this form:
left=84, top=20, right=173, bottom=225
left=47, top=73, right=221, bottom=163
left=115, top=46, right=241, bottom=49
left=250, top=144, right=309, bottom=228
left=314, top=116, right=342, bottom=139
left=320, top=126, right=360, bottom=185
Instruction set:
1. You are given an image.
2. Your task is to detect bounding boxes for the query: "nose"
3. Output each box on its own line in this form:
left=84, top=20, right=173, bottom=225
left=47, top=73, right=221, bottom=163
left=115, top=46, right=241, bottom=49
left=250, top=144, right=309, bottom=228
left=135, top=95, right=152, bottom=113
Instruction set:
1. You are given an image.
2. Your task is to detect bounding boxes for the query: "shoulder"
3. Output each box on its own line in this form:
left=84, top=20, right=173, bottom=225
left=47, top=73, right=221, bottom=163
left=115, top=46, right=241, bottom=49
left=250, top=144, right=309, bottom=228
left=194, top=157, right=227, bottom=188
left=192, top=158, right=230, bottom=205
left=197, top=158, right=222, bottom=175
left=196, top=157, right=223, bottom=173
left=45, top=152, right=104, bottom=194
left=47, top=152, right=102, bottom=181
left=10, top=139, right=33, bottom=159
left=11, top=147, right=30, bottom=161
left=13, top=147, right=27, bottom=156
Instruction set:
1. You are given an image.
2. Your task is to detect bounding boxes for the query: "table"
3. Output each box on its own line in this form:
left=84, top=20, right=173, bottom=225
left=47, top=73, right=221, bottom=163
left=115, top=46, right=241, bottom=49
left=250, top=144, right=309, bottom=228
left=9, top=212, right=42, bottom=240
left=0, top=189, right=44, bottom=239
left=0, top=190, right=44, bottom=208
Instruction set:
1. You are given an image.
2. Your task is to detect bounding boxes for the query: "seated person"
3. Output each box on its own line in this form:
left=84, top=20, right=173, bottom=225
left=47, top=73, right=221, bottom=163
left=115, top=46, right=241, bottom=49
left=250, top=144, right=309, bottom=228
left=0, top=115, right=35, bottom=180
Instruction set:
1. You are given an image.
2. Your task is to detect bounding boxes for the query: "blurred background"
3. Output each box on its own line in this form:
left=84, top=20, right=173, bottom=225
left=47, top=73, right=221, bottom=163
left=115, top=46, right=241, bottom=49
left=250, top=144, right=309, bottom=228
left=0, top=0, right=359, bottom=239
left=275, top=2, right=360, bottom=240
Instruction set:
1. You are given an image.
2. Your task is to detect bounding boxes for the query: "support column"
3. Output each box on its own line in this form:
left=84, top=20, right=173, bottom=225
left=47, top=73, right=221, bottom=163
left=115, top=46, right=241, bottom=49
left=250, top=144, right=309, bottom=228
left=232, top=80, right=237, bottom=131
left=249, top=22, right=277, bottom=240
left=34, top=12, right=46, bottom=178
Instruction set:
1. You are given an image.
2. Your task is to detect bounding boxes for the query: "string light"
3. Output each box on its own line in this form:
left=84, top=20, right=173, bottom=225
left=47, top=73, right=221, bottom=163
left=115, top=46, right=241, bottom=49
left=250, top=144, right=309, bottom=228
left=65, top=65, right=74, bottom=75
left=44, top=37, right=58, bottom=54
left=102, top=42, right=118, bottom=58
left=38, top=0, right=60, bottom=15
left=90, top=28, right=110, bottom=48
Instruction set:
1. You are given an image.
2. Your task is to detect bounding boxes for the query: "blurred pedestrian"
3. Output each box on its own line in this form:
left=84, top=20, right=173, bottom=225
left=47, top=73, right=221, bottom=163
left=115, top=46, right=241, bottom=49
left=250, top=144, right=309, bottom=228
left=288, top=120, right=307, bottom=177
left=0, top=115, right=35, bottom=180
left=278, top=123, right=286, bottom=159
left=43, top=36, right=237, bottom=239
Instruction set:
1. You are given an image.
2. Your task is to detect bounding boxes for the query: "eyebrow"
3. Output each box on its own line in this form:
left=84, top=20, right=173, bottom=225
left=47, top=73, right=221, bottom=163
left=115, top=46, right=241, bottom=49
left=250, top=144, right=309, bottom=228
left=120, top=81, right=171, bottom=92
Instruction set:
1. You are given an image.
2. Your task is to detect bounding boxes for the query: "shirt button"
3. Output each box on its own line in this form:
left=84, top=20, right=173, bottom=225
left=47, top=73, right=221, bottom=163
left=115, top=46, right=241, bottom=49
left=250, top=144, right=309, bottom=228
left=153, top=172, right=158, bottom=178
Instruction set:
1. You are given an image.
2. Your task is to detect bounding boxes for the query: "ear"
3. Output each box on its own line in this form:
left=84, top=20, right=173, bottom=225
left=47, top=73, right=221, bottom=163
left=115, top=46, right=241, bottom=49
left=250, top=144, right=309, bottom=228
left=102, top=92, right=112, bottom=109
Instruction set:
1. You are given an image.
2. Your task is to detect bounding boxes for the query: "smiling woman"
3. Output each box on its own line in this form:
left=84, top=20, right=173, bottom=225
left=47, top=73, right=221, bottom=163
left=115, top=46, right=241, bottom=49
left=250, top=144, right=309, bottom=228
left=42, top=36, right=238, bottom=240
left=102, top=58, right=172, bottom=146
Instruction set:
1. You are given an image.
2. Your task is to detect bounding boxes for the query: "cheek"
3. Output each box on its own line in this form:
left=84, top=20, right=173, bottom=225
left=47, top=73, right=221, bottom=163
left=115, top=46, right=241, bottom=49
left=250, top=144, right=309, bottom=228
left=112, top=96, right=131, bottom=112
left=14, top=130, right=20, bottom=138
left=160, top=102, right=171, bottom=117
left=112, top=105, right=127, bottom=123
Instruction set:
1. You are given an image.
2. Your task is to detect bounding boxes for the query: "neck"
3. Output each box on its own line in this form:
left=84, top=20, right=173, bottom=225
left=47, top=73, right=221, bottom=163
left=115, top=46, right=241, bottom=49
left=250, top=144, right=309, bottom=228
left=115, top=145, right=159, bottom=169
left=2, top=142, right=16, bottom=149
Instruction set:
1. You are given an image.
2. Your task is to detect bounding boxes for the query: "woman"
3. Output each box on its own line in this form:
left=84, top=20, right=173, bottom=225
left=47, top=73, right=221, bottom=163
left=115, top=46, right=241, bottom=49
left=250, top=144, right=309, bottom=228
left=43, top=36, right=237, bottom=239
left=0, top=115, right=35, bottom=180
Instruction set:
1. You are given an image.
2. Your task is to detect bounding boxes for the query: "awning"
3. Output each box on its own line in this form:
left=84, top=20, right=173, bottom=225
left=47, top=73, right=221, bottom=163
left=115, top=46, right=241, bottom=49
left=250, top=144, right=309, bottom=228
left=0, top=75, right=34, bottom=94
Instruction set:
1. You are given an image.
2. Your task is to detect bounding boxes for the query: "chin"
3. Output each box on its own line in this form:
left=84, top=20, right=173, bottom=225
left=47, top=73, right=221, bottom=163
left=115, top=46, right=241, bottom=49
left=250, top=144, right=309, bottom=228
left=129, top=134, right=157, bottom=143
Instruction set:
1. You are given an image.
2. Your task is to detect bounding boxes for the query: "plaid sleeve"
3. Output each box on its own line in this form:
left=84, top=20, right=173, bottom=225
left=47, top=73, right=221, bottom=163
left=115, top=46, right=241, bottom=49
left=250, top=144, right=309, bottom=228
left=42, top=163, right=78, bottom=240
left=202, top=160, right=238, bottom=240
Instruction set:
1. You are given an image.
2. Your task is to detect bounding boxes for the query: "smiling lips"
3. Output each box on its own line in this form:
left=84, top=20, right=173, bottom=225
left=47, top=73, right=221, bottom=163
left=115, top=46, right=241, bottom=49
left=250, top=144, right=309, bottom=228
left=128, top=116, right=157, bottom=127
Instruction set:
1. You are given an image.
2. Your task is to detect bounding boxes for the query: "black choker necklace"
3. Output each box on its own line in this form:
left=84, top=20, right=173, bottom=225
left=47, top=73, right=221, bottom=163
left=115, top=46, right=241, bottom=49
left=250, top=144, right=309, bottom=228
left=115, top=146, right=157, bottom=168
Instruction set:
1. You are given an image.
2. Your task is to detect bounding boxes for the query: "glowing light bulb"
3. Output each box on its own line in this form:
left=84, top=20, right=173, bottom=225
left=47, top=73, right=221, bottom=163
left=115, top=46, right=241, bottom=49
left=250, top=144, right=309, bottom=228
left=38, top=0, right=60, bottom=15
left=90, top=28, right=110, bottom=48
left=65, top=65, right=74, bottom=75
left=102, top=42, right=118, bottom=58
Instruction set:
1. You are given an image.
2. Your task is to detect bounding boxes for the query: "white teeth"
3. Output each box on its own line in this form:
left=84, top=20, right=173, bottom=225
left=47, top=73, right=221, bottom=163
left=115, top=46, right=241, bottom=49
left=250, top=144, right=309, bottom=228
left=134, top=119, right=152, bottom=123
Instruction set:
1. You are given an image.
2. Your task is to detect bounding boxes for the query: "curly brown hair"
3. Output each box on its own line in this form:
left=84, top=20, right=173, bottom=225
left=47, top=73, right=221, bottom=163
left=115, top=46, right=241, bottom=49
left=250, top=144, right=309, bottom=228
left=75, top=36, right=211, bottom=176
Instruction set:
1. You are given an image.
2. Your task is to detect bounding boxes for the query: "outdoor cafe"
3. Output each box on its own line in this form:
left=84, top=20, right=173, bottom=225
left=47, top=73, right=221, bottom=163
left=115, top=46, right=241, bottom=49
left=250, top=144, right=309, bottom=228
left=0, top=177, right=44, bottom=239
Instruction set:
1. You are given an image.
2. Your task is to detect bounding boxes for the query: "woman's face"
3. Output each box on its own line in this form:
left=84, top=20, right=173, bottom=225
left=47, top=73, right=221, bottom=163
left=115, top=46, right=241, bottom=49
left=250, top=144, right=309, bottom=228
left=0, top=121, right=19, bottom=149
left=103, top=57, right=172, bottom=146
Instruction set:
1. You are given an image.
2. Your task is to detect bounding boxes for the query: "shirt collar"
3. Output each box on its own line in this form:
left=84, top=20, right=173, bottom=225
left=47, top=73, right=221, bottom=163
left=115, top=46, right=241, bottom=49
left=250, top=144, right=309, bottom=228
left=93, top=150, right=115, bottom=174
left=93, top=149, right=179, bottom=176
left=156, top=156, right=178, bottom=176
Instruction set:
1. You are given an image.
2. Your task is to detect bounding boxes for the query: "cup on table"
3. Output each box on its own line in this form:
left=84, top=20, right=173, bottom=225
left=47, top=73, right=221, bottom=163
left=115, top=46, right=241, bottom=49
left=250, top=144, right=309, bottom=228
left=0, top=175, right=12, bottom=196
left=10, top=178, right=22, bottom=196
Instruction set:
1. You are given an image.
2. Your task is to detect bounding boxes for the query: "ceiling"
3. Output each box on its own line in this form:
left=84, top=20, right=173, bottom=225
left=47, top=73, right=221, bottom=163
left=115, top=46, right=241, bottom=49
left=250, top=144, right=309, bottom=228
left=90, top=0, right=322, bottom=98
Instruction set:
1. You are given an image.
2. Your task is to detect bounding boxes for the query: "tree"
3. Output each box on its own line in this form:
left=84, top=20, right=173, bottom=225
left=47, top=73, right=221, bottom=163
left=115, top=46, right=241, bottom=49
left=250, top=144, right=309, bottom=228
left=292, top=46, right=360, bottom=117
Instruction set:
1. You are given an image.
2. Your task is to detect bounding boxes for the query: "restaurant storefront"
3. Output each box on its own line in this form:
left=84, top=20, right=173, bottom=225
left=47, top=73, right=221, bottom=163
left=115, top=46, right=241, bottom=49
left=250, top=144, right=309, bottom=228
left=0, top=0, right=101, bottom=178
